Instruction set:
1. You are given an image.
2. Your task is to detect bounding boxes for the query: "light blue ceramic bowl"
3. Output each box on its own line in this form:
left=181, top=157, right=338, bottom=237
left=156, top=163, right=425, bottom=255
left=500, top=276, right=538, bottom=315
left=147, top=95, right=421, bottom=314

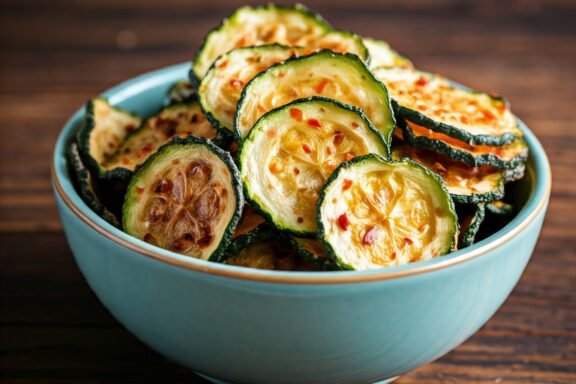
left=52, top=63, right=551, bottom=384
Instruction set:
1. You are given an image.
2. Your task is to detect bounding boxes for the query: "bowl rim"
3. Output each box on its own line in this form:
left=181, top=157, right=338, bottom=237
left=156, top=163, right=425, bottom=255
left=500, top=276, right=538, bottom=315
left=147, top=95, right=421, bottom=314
left=51, top=62, right=552, bottom=285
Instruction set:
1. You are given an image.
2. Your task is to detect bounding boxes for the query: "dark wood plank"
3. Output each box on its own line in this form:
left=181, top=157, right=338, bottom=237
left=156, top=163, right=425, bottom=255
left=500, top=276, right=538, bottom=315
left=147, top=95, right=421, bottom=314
left=1, top=0, right=575, bottom=382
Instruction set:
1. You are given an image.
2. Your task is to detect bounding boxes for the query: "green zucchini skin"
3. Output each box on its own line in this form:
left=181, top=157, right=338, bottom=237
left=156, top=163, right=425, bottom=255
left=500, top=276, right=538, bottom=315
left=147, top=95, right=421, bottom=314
left=191, top=4, right=332, bottom=80
left=235, top=50, right=396, bottom=144
left=391, top=98, right=517, bottom=147
left=122, top=136, right=244, bottom=262
left=317, top=154, right=458, bottom=271
left=476, top=200, right=516, bottom=242
left=457, top=203, right=486, bottom=249
left=67, top=141, right=121, bottom=228
left=400, top=119, right=528, bottom=170
left=77, top=98, right=142, bottom=178
left=198, top=44, right=301, bottom=136
left=220, top=223, right=277, bottom=262
left=239, top=96, right=390, bottom=237
left=106, top=100, right=227, bottom=171
left=166, top=80, right=196, bottom=105
left=374, top=66, right=521, bottom=146
left=362, top=37, right=412, bottom=69
left=287, top=236, right=337, bottom=271
left=391, top=141, right=523, bottom=205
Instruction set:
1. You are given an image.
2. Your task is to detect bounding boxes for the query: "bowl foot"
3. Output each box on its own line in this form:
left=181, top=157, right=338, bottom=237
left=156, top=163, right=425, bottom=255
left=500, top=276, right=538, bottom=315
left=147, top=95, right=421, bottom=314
left=196, top=372, right=399, bottom=384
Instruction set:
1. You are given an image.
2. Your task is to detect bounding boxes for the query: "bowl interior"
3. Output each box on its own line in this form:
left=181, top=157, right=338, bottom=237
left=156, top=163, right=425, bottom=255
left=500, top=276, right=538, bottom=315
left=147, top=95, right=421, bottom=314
left=52, top=62, right=551, bottom=282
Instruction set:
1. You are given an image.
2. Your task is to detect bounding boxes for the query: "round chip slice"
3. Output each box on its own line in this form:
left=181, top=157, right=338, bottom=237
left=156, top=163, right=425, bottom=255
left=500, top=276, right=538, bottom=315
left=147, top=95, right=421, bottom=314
left=78, top=98, right=142, bottom=178
left=235, top=50, right=395, bottom=143
left=392, top=141, right=522, bottom=204
left=123, top=137, right=243, bottom=261
left=240, top=97, right=388, bottom=236
left=373, top=66, right=522, bottom=146
left=105, top=101, right=221, bottom=172
left=199, top=45, right=310, bottom=134
left=192, top=4, right=332, bottom=80
left=362, top=37, right=413, bottom=69
left=317, top=154, right=458, bottom=270
left=402, top=120, right=528, bottom=170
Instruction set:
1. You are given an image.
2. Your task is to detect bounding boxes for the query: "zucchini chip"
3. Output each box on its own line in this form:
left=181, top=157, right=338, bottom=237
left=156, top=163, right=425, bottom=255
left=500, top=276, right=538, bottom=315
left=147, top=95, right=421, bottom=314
left=486, top=200, right=515, bottom=217
left=223, top=223, right=277, bottom=261
left=363, top=37, right=413, bottom=69
left=224, top=241, right=303, bottom=270
left=67, top=142, right=120, bottom=228
left=401, top=120, right=528, bottom=170
left=314, top=30, right=369, bottom=62
left=392, top=141, right=520, bottom=204
left=235, top=50, right=395, bottom=143
left=192, top=4, right=369, bottom=80
left=457, top=203, right=486, bottom=249
left=317, top=154, right=458, bottom=271
left=287, top=236, right=336, bottom=270
left=373, top=67, right=522, bottom=146
left=477, top=200, right=516, bottom=241
left=199, top=45, right=310, bottom=135
left=77, top=98, right=142, bottom=178
left=166, top=80, right=196, bottom=105
left=240, top=97, right=388, bottom=236
left=232, top=205, right=267, bottom=238
left=123, top=137, right=243, bottom=261
left=105, top=101, right=221, bottom=172
left=224, top=234, right=321, bottom=271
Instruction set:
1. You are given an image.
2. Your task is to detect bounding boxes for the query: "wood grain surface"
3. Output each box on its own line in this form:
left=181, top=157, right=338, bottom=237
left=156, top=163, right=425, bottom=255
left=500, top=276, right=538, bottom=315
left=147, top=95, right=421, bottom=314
left=1, top=0, right=575, bottom=383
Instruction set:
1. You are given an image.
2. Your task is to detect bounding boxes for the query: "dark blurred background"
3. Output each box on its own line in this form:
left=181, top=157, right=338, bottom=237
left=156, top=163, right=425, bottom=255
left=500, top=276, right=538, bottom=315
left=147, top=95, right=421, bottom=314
left=1, top=1, right=575, bottom=383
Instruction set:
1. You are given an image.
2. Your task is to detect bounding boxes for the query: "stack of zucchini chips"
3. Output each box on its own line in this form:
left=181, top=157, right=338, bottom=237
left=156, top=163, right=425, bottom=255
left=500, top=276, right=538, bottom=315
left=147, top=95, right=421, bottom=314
left=69, top=4, right=527, bottom=271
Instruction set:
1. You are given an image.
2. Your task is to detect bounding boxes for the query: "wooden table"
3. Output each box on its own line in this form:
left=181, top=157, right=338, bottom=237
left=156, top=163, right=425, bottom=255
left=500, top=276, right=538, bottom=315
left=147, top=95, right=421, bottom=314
left=1, top=1, right=575, bottom=382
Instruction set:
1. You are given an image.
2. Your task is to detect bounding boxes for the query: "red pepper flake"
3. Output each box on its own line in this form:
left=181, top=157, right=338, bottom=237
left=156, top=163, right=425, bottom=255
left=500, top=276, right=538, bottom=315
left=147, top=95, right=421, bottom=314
left=390, top=251, right=397, bottom=260
left=315, top=79, right=330, bottom=94
left=342, top=179, right=353, bottom=191
left=302, top=144, right=312, bottom=154
left=229, top=142, right=239, bottom=153
left=142, top=143, right=153, bottom=153
left=225, top=109, right=235, bottom=117
left=121, top=157, right=130, bottom=165
left=326, top=146, right=333, bottom=155
left=459, top=115, right=469, bottom=124
left=404, top=237, right=413, bottom=245
left=415, top=76, right=428, bottom=86
left=482, top=109, right=496, bottom=121
left=136, top=187, right=144, bottom=195
left=351, top=122, right=359, bottom=128
left=257, top=105, right=266, bottom=113
left=297, top=217, right=304, bottom=223
left=217, top=60, right=229, bottom=69
left=124, top=123, right=136, bottom=133
left=267, top=128, right=277, bottom=138
left=307, top=118, right=321, bottom=128
left=337, top=213, right=349, bottom=230
left=229, top=79, right=244, bottom=89
left=290, top=108, right=303, bottom=122
left=344, top=152, right=355, bottom=161
left=333, top=131, right=344, bottom=145
left=363, top=226, right=378, bottom=245
left=293, top=167, right=300, bottom=175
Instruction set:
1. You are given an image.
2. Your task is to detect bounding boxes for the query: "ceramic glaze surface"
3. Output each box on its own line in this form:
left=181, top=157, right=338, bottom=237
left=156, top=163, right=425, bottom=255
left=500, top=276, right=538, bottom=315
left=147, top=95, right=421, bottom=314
left=52, top=63, right=550, bottom=384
